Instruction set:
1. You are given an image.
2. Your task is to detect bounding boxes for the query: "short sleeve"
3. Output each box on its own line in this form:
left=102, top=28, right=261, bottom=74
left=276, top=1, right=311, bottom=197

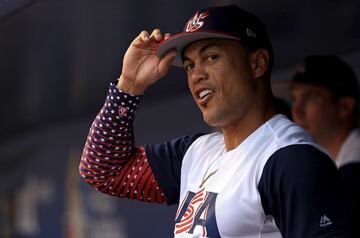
left=258, top=144, right=351, bottom=237
left=145, top=134, right=204, bottom=205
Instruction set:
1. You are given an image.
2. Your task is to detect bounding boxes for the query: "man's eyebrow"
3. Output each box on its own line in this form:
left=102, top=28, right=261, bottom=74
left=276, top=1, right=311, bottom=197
left=298, top=90, right=317, bottom=99
left=182, top=42, right=222, bottom=63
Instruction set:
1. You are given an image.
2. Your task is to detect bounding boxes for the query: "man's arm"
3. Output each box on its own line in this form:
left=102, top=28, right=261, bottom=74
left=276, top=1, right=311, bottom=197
left=79, top=29, right=192, bottom=204
left=79, top=81, right=202, bottom=204
left=79, top=82, right=169, bottom=203
left=339, top=163, right=360, bottom=237
left=258, top=144, right=351, bottom=237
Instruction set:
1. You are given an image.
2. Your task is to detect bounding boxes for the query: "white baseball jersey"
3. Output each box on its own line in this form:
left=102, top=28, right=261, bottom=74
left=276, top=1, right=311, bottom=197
left=81, top=83, right=351, bottom=238
left=174, top=115, right=320, bottom=237
left=146, top=116, right=350, bottom=237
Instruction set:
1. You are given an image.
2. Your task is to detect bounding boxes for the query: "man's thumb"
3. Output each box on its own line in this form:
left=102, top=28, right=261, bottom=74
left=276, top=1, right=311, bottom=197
left=158, top=50, right=178, bottom=77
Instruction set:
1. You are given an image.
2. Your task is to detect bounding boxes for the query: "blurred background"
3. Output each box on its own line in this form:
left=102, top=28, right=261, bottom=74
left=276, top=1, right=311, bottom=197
left=0, top=0, right=359, bottom=237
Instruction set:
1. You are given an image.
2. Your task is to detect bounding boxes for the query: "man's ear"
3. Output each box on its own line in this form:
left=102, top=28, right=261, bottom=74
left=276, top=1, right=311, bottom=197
left=249, top=48, right=269, bottom=79
left=338, top=96, right=357, bottom=119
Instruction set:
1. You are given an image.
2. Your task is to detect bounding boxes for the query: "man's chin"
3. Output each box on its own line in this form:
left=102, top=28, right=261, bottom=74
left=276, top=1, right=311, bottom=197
left=203, top=115, right=217, bottom=127
left=203, top=115, right=223, bottom=128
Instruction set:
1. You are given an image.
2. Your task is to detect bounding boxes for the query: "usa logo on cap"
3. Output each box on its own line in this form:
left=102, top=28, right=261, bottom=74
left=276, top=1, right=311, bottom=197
left=185, top=11, right=209, bottom=32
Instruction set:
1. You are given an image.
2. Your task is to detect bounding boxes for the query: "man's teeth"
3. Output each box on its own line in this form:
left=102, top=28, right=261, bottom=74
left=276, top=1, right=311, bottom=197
left=199, top=89, right=213, bottom=99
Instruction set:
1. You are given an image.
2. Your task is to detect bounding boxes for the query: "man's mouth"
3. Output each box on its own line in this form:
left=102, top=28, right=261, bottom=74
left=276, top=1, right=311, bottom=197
left=198, top=89, right=214, bottom=100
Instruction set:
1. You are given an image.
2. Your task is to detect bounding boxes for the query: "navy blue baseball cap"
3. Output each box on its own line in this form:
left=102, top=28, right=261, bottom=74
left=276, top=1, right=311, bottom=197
left=292, top=55, right=359, bottom=103
left=156, top=4, right=273, bottom=67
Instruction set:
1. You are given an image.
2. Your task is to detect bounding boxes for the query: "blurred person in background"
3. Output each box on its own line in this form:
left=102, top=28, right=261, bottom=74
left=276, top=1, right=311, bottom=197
left=291, top=55, right=360, bottom=237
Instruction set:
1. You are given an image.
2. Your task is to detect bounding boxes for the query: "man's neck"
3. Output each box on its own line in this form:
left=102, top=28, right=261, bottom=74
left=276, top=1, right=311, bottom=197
left=221, top=100, right=276, bottom=151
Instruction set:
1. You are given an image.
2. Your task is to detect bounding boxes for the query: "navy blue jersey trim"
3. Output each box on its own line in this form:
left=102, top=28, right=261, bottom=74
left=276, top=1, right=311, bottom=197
left=258, top=144, right=351, bottom=237
left=339, top=162, right=360, bottom=238
left=145, top=133, right=204, bottom=205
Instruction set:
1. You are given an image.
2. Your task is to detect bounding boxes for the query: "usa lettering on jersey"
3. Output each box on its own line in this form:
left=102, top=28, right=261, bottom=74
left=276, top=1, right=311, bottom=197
left=174, top=188, right=220, bottom=237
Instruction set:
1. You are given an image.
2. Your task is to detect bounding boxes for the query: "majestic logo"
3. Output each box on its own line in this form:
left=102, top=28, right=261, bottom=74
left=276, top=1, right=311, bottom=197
left=185, top=11, right=210, bottom=32
left=175, top=188, right=220, bottom=237
left=320, top=214, right=333, bottom=227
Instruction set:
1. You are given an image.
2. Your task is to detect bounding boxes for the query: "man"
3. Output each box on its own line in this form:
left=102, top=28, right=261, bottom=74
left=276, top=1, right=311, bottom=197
left=291, top=55, right=360, bottom=237
left=80, top=5, right=350, bottom=237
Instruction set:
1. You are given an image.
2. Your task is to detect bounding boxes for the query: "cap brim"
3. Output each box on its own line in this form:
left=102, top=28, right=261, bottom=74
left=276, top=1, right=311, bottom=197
left=156, top=31, right=240, bottom=67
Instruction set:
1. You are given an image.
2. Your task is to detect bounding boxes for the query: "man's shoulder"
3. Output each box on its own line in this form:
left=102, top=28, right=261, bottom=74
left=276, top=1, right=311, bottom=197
left=337, top=128, right=360, bottom=167
left=262, top=144, right=336, bottom=185
left=257, top=115, right=329, bottom=158
left=259, top=143, right=338, bottom=197
left=265, top=114, right=315, bottom=146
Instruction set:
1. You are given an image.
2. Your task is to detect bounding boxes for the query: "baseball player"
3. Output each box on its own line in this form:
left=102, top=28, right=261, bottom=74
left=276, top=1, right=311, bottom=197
left=290, top=55, right=360, bottom=238
left=80, top=5, right=351, bottom=237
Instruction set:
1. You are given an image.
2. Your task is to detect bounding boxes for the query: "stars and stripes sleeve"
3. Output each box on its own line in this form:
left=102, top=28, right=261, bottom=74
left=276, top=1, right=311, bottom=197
left=79, top=81, right=168, bottom=204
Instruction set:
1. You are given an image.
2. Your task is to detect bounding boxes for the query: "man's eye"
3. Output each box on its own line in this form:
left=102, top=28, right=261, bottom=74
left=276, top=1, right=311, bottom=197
left=207, top=55, right=218, bottom=61
left=184, top=63, right=194, bottom=72
left=303, top=93, right=319, bottom=102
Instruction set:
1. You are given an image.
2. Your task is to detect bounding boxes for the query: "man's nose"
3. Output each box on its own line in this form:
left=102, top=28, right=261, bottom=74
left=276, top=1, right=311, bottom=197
left=190, top=64, right=208, bottom=85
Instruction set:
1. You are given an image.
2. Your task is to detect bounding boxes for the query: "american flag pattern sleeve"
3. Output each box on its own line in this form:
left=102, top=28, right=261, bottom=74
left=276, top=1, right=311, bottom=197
left=79, top=81, right=167, bottom=204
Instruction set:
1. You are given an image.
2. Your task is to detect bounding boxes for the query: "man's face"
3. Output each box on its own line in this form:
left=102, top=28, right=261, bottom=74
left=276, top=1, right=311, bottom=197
left=290, top=82, right=341, bottom=142
left=182, top=39, right=258, bottom=127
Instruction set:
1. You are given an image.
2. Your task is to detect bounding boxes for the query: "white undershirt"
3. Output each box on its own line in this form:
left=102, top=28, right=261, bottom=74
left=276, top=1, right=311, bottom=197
left=336, top=128, right=360, bottom=168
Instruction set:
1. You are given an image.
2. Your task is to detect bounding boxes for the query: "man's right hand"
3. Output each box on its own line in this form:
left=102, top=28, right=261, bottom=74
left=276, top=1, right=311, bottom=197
left=117, top=29, right=177, bottom=95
